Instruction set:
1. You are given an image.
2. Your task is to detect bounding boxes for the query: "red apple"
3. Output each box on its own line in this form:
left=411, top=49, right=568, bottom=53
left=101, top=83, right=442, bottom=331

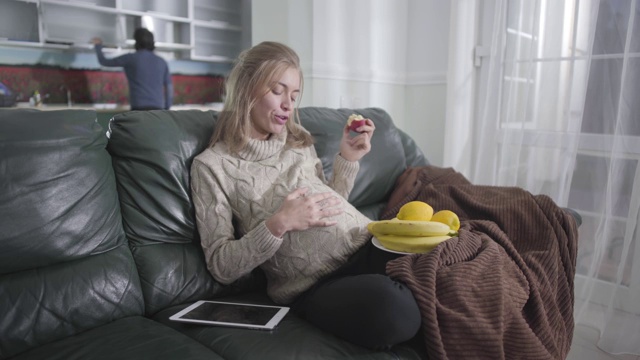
left=347, top=119, right=367, bottom=132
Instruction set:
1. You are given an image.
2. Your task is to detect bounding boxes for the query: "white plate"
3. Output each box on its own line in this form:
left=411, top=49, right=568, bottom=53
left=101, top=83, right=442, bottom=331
left=371, top=237, right=413, bottom=255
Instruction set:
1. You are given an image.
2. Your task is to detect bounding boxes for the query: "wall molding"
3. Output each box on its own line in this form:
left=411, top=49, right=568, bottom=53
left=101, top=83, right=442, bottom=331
left=404, top=72, right=447, bottom=86
left=304, top=62, right=446, bottom=86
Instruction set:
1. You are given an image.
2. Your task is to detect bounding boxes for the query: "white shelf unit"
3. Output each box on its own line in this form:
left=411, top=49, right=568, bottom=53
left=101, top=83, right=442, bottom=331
left=0, top=0, right=248, bottom=63
left=190, top=0, right=243, bottom=63
left=0, top=0, right=40, bottom=43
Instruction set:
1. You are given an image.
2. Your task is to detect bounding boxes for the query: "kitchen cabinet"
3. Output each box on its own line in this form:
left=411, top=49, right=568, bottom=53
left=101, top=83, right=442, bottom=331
left=191, top=0, right=242, bottom=61
left=0, top=0, right=248, bottom=63
left=0, top=0, right=41, bottom=46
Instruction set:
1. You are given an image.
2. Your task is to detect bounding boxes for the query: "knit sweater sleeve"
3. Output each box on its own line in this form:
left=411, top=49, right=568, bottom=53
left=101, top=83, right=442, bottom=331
left=191, top=157, right=283, bottom=285
left=312, top=147, right=359, bottom=200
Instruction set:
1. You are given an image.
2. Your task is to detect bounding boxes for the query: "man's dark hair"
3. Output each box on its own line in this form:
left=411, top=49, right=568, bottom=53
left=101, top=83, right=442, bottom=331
left=134, top=28, right=155, bottom=51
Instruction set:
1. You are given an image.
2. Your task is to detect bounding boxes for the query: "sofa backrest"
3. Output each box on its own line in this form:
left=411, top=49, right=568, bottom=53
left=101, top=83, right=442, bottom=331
left=0, top=109, right=144, bottom=359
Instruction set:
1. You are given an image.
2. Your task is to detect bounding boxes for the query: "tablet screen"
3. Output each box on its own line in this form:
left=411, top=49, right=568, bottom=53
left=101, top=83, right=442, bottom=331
left=169, top=301, right=289, bottom=330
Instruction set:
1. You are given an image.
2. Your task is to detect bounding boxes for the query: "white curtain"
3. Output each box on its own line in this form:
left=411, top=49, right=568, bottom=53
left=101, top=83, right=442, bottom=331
left=447, top=0, right=640, bottom=356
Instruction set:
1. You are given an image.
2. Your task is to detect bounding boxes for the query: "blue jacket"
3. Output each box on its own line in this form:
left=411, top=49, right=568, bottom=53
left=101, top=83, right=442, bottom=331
left=95, top=45, right=173, bottom=109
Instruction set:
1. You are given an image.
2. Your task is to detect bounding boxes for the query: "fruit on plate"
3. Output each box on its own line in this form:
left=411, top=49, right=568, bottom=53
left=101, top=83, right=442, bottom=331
left=430, top=210, right=461, bottom=232
left=347, top=114, right=367, bottom=132
left=375, top=234, right=452, bottom=253
left=367, top=202, right=459, bottom=254
left=368, top=219, right=454, bottom=254
left=367, top=218, right=452, bottom=237
left=397, top=201, right=433, bottom=221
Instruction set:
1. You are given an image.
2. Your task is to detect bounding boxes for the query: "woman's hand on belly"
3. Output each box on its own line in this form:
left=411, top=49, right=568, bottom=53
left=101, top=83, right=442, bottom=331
left=265, top=187, right=343, bottom=238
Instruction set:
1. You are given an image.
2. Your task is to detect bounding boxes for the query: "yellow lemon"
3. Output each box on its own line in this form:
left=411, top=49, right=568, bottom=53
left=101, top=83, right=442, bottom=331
left=431, top=210, right=460, bottom=232
left=397, top=201, right=434, bottom=221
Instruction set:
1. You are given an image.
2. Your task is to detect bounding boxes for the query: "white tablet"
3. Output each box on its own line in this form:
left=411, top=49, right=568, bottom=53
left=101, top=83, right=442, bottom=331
left=169, top=300, right=290, bottom=331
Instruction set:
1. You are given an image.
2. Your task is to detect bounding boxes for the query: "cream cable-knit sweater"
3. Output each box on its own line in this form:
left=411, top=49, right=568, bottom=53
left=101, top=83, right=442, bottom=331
left=191, top=129, right=372, bottom=304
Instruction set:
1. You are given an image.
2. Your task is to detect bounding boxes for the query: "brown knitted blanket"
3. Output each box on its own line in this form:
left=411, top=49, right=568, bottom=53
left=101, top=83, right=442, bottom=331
left=382, top=166, right=578, bottom=360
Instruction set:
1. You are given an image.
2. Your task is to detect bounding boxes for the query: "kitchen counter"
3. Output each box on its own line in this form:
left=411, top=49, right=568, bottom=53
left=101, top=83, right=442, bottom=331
left=6, top=103, right=224, bottom=131
left=11, top=103, right=223, bottom=112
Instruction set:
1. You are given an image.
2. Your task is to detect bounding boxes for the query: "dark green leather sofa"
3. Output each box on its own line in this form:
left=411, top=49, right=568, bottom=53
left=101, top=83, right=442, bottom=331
left=0, top=107, right=430, bottom=360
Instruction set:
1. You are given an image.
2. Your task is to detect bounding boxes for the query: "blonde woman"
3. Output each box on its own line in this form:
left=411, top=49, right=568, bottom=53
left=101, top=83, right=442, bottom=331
left=191, top=41, right=420, bottom=350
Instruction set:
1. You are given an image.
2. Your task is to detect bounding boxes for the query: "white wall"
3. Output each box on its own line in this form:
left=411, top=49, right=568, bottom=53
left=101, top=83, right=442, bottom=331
left=404, top=0, right=449, bottom=166
left=251, top=0, right=450, bottom=165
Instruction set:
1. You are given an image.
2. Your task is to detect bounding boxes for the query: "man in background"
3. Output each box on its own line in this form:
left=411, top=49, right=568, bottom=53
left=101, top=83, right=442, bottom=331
left=92, top=28, right=172, bottom=110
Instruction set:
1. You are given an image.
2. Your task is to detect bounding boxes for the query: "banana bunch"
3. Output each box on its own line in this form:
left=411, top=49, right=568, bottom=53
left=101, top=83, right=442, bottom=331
left=368, top=201, right=459, bottom=254
left=368, top=219, right=454, bottom=254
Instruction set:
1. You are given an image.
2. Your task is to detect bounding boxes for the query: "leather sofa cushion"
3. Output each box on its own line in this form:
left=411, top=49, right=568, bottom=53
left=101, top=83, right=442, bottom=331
left=107, top=110, right=216, bottom=246
left=0, top=109, right=143, bottom=358
left=107, top=110, right=264, bottom=316
left=8, top=316, right=222, bottom=360
left=0, top=109, right=125, bottom=273
left=1, top=246, right=144, bottom=358
left=153, top=293, right=428, bottom=360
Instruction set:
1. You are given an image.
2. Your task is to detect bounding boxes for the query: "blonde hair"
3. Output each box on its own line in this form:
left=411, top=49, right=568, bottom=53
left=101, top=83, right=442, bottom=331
left=209, top=41, right=314, bottom=152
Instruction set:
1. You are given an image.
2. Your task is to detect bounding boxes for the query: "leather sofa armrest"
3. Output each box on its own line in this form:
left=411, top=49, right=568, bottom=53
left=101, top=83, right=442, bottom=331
left=563, top=207, right=582, bottom=227
left=397, top=128, right=429, bottom=167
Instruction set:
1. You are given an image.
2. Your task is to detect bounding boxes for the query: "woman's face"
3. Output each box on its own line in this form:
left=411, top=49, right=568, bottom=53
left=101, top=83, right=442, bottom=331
left=249, top=67, right=300, bottom=140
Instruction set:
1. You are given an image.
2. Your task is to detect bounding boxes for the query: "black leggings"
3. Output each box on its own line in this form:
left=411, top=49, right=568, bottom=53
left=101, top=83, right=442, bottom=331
left=293, top=240, right=421, bottom=350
